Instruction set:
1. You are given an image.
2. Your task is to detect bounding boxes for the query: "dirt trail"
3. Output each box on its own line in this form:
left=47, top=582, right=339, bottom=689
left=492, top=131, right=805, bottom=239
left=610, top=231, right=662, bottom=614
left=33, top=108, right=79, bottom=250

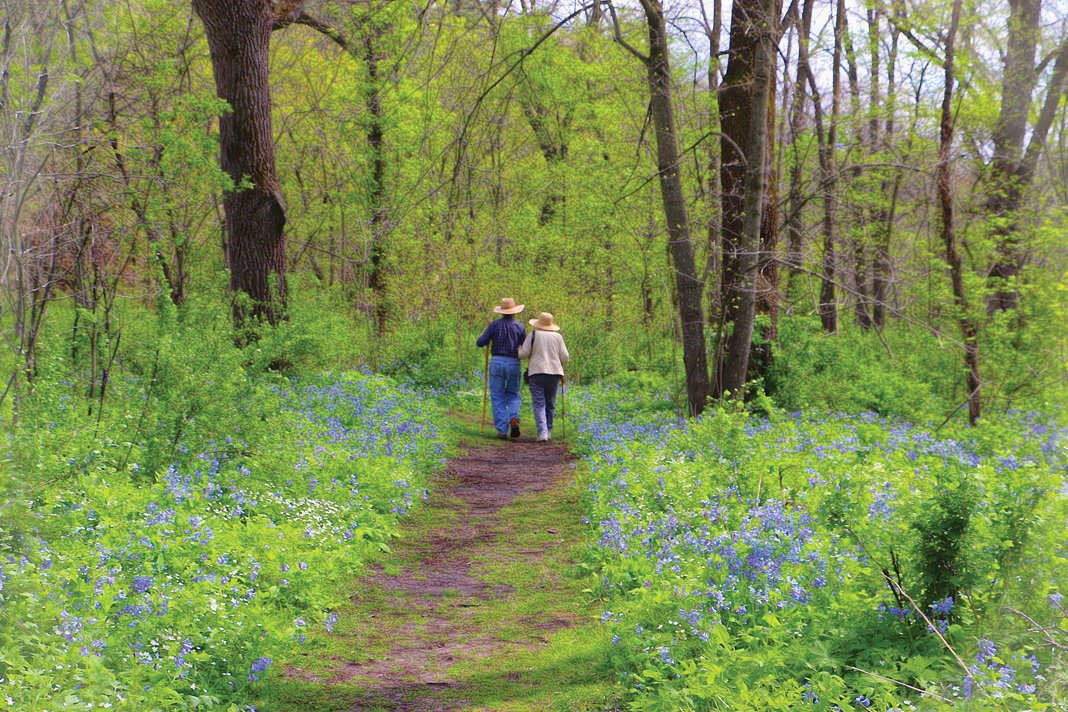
left=288, top=435, right=581, bottom=711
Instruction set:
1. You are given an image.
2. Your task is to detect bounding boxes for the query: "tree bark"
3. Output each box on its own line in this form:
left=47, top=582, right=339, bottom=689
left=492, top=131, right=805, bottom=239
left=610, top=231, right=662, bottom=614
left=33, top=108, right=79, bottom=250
left=938, top=0, right=981, bottom=425
left=647, top=1, right=710, bottom=416
left=720, top=0, right=775, bottom=399
left=715, top=0, right=780, bottom=397
left=718, top=0, right=779, bottom=325
left=699, top=0, right=723, bottom=320
left=984, top=0, right=1040, bottom=313
left=192, top=0, right=290, bottom=327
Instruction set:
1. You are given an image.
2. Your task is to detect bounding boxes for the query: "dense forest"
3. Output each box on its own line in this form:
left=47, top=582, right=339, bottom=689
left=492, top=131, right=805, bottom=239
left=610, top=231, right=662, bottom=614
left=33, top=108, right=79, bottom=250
left=1, top=0, right=1066, bottom=709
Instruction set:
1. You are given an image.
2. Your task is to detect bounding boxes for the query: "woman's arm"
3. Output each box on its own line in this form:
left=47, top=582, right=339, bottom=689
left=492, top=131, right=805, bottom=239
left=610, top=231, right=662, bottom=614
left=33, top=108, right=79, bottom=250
left=517, top=331, right=534, bottom=359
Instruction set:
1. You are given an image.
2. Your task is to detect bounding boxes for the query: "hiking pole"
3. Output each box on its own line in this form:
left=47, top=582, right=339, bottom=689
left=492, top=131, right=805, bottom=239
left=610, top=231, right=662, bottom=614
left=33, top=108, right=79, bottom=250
left=560, top=372, right=566, bottom=440
left=480, top=345, right=489, bottom=435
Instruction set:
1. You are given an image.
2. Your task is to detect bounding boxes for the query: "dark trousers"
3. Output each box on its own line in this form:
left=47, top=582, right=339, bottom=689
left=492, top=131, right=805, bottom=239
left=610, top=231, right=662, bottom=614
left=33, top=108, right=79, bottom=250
left=528, top=373, right=561, bottom=437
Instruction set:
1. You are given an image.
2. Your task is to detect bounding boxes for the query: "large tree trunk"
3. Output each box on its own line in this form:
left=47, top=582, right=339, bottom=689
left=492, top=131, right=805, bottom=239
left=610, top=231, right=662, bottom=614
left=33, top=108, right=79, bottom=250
left=718, top=0, right=779, bottom=324
left=719, top=0, right=775, bottom=399
left=715, top=0, right=780, bottom=397
left=938, top=0, right=981, bottom=425
left=982, top=0, right=1068, bottom=315
left=192, top=0, right=289, bottom=327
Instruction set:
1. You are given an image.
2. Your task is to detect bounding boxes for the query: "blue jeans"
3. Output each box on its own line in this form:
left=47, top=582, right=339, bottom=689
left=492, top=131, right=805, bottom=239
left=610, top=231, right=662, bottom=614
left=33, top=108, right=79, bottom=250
left=528, top=374, right=561, bottom=438
left=488, top=356, right=522, bottom=434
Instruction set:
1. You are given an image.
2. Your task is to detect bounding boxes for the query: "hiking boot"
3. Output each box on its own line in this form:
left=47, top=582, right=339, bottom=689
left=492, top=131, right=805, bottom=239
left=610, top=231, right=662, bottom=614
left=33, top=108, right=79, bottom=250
left=536, top=431, right=549, bottom=442
left=496, top=433, right=508, bottom=440
left=509, top=417, right=520, bottom=438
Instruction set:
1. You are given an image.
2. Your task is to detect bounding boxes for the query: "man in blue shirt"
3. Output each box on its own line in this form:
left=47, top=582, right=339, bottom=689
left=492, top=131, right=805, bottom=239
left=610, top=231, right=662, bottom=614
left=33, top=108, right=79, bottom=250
left=476, top=297, right=527, bottom=439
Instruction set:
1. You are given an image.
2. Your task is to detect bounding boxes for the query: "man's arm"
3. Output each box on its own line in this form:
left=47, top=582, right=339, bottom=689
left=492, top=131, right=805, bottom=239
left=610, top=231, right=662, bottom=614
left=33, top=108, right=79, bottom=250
left=475, top=321, right=495, bottom=348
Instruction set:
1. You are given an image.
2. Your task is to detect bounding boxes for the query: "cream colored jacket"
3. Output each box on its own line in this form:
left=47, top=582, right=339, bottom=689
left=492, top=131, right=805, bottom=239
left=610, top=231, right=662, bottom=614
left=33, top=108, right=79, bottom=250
left=517, top=329, right=569, bottom=376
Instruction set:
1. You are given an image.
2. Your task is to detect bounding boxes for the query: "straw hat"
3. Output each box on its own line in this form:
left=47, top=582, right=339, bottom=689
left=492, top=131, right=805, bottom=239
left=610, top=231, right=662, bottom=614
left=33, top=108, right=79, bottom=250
left=493, top=297, right=525, bottom=314
left=529, top=312, right=561, bottom=331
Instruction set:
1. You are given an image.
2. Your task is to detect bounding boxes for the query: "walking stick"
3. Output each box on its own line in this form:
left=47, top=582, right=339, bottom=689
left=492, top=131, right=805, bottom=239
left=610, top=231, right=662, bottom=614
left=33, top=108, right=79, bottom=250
left=560, top=373, right=566, bottom=440
left=480, top=345, right=489, bottom=435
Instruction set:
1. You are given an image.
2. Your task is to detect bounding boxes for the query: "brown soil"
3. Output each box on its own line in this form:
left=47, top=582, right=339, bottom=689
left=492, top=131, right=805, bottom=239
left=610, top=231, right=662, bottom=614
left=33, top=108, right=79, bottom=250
left=285, top=434, right=576, bottom=711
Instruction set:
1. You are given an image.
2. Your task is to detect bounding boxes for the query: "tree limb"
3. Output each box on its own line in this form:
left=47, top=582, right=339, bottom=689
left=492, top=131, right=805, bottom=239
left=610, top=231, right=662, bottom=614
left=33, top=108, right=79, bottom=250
left=1022, top=33, right=1068, bottom=181
left=278, top=11, right=354, bottom=56
left=607, top=1, right=649, bottom=64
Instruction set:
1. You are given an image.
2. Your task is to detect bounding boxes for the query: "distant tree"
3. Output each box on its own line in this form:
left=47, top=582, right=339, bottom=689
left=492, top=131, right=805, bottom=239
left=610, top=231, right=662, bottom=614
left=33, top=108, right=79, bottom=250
left=984, top=0, right=1068, bottom=314
left=936, top=0, right=981, bottom=425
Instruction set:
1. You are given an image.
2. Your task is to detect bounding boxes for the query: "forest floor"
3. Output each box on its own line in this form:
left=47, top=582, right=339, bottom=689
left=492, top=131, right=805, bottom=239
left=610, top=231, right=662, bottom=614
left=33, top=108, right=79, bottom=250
left=275, top=410, right=620, bottom=712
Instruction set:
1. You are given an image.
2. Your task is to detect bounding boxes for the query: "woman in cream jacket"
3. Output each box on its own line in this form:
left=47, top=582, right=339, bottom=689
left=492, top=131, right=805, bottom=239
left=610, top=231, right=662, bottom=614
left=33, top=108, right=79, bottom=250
left=517, top=312, right=569, bottom=442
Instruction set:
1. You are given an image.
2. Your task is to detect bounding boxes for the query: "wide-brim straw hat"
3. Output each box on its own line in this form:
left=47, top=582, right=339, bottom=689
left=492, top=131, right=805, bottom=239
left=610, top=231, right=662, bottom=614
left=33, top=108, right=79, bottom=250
left=529, top=312, right=561, bottom=331
left=493, top=297, right=525, bottom=314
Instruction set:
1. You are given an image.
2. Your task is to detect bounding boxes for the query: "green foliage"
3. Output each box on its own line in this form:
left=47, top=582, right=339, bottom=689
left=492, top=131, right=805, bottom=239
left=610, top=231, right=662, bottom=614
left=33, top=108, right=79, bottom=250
left=767, top=317, right=952, bottom=421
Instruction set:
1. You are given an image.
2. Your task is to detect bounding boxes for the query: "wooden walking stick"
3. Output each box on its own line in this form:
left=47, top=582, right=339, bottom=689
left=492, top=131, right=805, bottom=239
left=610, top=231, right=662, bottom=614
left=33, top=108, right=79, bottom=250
left=480, top=345, right=490, bottom=435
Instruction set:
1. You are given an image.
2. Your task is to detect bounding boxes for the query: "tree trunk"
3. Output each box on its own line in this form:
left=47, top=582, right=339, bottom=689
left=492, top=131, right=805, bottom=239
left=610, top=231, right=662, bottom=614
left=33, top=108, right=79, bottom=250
left=520, top=91, right=570, bottom=225
left=700, top=0, right=723, bottom=321
left=629, top=0, right=711, bottom=416
left=872, top=9, right=899, bottom=328
left=816, top=0, right=844, bottom=334
left=938, top=0, right=981, bottom=425
left=718, top=0, right=779, bottom=325
left=716, top=0, right=780, bottom=396
left=192, top=0, right=289, bottom=327
left=364, top=23, right=390, bottom=332
left=786, top=0, right=813, bottom=301
left=984, top=0, right=1061, bottom=314
left=720, top=0, right=775, bottom=399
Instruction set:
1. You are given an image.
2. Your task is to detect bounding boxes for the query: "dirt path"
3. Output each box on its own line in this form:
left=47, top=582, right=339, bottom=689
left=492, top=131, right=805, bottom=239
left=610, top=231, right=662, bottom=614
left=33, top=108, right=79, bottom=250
left=280, top=428, right=614, bottom=712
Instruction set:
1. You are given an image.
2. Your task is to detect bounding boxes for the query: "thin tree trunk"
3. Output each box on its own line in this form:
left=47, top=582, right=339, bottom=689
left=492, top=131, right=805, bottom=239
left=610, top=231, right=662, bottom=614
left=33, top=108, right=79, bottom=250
left=700, top=0, right=723, bottom=321
left=364, top=23, right=390, bottom=332
left=872, top=9, right=899, bottom=328
left=817, top=0, right=844, bottom=333
left=786, top=0, right=813, bottom=301
left=612, top=0, right=711, bottom=416
left=937, top=0, right=981, bottom=425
